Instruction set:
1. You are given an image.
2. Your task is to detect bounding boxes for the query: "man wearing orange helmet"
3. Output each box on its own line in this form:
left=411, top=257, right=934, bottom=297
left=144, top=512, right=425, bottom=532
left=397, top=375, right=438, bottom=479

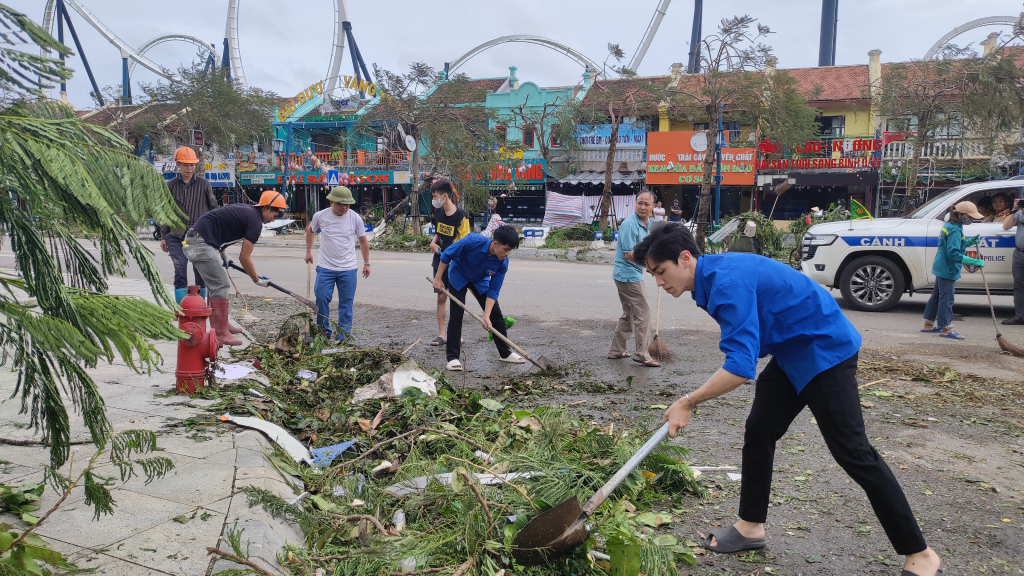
left=161, top=146, right=219, bottom=304
left=183, top=190, right=287, bottom=346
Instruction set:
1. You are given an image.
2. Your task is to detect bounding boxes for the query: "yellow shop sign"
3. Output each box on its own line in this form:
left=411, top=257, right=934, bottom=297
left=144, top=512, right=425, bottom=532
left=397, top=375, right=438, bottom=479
left=277, top=81, right=325, bottom=121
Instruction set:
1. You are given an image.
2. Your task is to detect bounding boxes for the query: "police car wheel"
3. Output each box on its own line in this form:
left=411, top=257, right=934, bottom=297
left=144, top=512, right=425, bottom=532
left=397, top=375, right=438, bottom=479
left=839, top=256, right=905, bottom=312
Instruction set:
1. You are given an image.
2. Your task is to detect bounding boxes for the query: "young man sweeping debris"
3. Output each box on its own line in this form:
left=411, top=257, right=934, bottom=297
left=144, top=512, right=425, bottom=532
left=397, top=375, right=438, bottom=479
left=305, top=185, right=370, bottom=340
left=184, top=190, right=285, bottom=347
left=632, top=223, right=943, bottom=576
left=431, top=225, right=524, bottom=371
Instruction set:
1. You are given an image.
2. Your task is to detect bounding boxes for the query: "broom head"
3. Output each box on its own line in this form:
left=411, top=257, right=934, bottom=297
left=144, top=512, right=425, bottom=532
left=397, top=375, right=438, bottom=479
left=648, top=334, right=673, bottom=363
left=996, top=333, right=1024, bottom=358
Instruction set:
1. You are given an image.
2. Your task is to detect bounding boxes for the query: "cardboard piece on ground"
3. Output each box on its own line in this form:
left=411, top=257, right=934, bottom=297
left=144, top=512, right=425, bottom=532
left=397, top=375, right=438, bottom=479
left=352, top=359, right=436, bottom=403
left=384, top=471, right=541, bottom=497
left=221, top=413, right=312, bottom=464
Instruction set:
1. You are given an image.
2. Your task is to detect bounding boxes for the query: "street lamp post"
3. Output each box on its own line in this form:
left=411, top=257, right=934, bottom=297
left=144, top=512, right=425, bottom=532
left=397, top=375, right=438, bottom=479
left=714, top=103, right=724, bottom=226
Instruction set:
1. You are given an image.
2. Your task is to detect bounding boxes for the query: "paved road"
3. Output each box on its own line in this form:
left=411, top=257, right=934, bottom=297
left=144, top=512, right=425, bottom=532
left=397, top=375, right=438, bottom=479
left=36, top=238, right=1019, bottom=381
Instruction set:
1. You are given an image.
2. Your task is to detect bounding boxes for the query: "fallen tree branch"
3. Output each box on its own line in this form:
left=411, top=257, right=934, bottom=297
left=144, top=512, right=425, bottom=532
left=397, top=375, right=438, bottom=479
left=452, top=557, right=475, bottom=576
left=424, top=428, right=490, bottom=452
left=333, top=513, right=387, bottom=535
left=859, top=378, right=890, bottom=390
left=307, top=553, right=359, bottom=562
left=389, top=568, right=448, bottom=576
left=401, top=337, right=423, bottom=355
left=330, top=427, right=426, bottom=472
left=0, top=438, right=93, bottom=447
left=458, top=470, right=493, bottom=533
left=206, top=547, right=282, bottom=576
left=443, top=455, right=538, bottom=513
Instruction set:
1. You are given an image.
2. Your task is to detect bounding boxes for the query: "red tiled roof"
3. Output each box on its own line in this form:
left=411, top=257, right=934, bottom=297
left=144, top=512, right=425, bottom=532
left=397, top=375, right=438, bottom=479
left=782, top=64, right=870, bottom=104
left=428, top=78, right=506, bottom=104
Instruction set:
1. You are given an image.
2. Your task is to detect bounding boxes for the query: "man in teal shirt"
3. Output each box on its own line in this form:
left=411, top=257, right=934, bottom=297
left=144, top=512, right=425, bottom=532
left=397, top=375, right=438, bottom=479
left=608, top=191, right=658, bottom=366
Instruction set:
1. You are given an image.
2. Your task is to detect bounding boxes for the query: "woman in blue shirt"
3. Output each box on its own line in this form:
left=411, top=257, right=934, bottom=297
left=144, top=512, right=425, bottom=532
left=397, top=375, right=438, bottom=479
left=631, top=223, right=942, bottom=576
left=922, top=201, right=984, bottom=339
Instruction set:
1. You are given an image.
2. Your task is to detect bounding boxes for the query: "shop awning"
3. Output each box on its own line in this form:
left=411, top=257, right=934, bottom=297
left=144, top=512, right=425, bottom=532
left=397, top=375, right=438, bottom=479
left=557, top=170, right=644, bottom=185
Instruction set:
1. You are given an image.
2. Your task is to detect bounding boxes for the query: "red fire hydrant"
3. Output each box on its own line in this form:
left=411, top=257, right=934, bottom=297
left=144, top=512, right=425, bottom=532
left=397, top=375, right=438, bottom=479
left=176, top=285, right=220, bottom=394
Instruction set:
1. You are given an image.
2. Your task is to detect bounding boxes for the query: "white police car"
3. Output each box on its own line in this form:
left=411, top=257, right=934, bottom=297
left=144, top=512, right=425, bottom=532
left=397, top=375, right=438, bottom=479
left=800, top=179, right=1020, bottom=311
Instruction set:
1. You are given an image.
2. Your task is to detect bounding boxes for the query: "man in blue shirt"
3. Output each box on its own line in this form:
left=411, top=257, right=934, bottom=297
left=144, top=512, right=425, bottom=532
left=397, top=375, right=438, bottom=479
left=631, top=223, right=942, bottom=576
left=432, top=225, right=525, bottom=371
left=609, top=191, right=659, bottom=366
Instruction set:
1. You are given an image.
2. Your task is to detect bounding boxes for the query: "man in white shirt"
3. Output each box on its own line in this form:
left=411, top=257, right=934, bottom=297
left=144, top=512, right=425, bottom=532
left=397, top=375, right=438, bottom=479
left=653, top=200, right=666, bottom=222
left=305, top=186, right=370, bottom=339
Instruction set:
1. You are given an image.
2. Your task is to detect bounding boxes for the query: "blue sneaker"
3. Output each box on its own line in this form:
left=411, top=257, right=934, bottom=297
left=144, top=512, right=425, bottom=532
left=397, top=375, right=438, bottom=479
left=199, top=287, right=207, bottom=300
left=174, top=288, right=187, bottom=304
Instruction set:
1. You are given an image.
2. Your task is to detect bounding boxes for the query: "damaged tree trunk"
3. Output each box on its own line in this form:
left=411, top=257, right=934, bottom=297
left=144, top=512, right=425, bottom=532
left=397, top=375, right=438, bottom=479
left=598, top=103, right=620, bottom=228
left=695, top=104, right=720, bottom=245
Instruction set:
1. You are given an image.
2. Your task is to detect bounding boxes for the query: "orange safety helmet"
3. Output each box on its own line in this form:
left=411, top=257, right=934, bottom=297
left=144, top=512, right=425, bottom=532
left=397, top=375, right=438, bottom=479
left=256, top=190, right=288, bottom=209
left=174, top=146, right=199, bottom=164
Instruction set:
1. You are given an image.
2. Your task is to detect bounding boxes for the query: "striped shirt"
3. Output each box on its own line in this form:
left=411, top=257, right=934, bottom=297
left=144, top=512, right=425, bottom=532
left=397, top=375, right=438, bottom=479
left=160, top=175, right=219, bottom=238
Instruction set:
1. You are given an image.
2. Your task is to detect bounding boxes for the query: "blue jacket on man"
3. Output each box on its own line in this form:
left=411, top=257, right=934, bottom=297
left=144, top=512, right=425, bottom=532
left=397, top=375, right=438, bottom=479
left=692, top=253, right=861, bottom=392
left=440, top=233, right=508, bottom=300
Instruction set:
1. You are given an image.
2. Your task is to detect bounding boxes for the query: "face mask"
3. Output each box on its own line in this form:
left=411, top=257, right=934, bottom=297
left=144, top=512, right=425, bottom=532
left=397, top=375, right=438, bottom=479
left=960, top=215, right=973, bottom=226
left=432, top=198, right=444, bottom=209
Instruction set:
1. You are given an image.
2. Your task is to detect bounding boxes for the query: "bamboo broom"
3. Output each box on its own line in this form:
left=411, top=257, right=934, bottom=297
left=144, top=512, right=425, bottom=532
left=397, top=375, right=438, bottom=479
left=648, top=289, right=672, bottom=362
left=976, top=243, right=1024, bottom=357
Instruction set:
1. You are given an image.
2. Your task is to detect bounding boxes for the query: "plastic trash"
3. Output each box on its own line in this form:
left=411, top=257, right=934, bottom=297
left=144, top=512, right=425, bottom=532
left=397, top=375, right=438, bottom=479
left=309, top=439, right=357, bottom=467
left=393, top=509, right=406, bottom=532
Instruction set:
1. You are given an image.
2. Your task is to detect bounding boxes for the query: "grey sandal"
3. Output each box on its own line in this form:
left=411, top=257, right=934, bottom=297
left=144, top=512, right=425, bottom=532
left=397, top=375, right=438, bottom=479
left=702, top=525, right=766, bottom=553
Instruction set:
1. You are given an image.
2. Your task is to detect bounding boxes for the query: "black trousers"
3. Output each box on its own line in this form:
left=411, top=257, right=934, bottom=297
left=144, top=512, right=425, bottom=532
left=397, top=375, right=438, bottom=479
left=165, top=233, right=205, bottom=289
left=739, top=353, right=927, bottom=556
left=446, top=284, right=510, bottom=362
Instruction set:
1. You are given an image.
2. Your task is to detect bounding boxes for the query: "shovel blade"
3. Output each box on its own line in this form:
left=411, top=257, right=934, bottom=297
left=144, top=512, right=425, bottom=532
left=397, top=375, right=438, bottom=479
left=511, top=497, right=587, bottom=566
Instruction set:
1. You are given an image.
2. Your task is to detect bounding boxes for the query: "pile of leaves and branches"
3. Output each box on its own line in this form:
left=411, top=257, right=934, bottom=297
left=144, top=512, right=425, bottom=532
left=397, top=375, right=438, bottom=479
left=859, top=349, right=1024, bottom=416
left=195, top=334, right=708, bottom=576
left=368, top=234, right=432, bottom=254
left=714, top=206, right=850, bottom=268
left=541, top=225, right=620, bottom=251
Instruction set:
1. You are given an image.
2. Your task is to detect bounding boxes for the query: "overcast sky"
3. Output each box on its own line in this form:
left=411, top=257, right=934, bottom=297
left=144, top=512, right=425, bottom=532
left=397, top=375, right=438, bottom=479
left=10, top=0, right=1022, bottom=108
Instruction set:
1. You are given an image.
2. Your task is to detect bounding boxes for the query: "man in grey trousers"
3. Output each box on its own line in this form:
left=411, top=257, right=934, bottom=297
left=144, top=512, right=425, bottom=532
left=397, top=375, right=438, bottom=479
left=184, top=190, right=284, bottom=346
left=1001, top=197, right=1024, bottom=325
left=608, top=191, right=659, bottom=367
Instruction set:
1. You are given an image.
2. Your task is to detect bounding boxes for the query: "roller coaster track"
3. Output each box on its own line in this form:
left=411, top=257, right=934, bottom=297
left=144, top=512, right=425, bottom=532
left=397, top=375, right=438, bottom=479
left=449, top=35, right=604, bottom=77
left=924, top=16, right=1021, bottom=59
left=42, top=0, right=177, bottom=82
left=127, top=35, right=218, bottom=80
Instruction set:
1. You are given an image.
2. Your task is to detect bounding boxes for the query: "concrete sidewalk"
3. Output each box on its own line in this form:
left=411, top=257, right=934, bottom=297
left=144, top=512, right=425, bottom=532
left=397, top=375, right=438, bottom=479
left=0, top=277, right=302, bottom=575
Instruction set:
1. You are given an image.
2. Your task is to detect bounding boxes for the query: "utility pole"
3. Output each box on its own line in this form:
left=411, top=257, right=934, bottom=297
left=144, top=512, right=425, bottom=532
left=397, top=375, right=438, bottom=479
left=714, top=104, right=723, bottom=226
left=686, top=0, right=703, bottom=73
left=818, top=0, right=838, bottom=66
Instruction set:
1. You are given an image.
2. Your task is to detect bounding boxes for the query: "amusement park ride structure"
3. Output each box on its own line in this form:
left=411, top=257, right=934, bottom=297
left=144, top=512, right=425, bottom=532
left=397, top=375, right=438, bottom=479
left=36, top=0, right=1022, bottom=112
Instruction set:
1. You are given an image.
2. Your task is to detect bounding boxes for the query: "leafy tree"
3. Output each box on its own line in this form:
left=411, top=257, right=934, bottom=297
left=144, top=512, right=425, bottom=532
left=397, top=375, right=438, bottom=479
left=577, top=44, right=662, bottom=227
left=874, top=36, right=1024, bottom=207
left=0, top=5, right=71, bottom=104
left=0, top=5, right=184, bottom=469
left=141, top=62, right=279, bottom=167
left=672, top=15, right=779, bottom=243
left=505, top=93, right=585, bottom=178
left=360, top=63, right=506, bottom=234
